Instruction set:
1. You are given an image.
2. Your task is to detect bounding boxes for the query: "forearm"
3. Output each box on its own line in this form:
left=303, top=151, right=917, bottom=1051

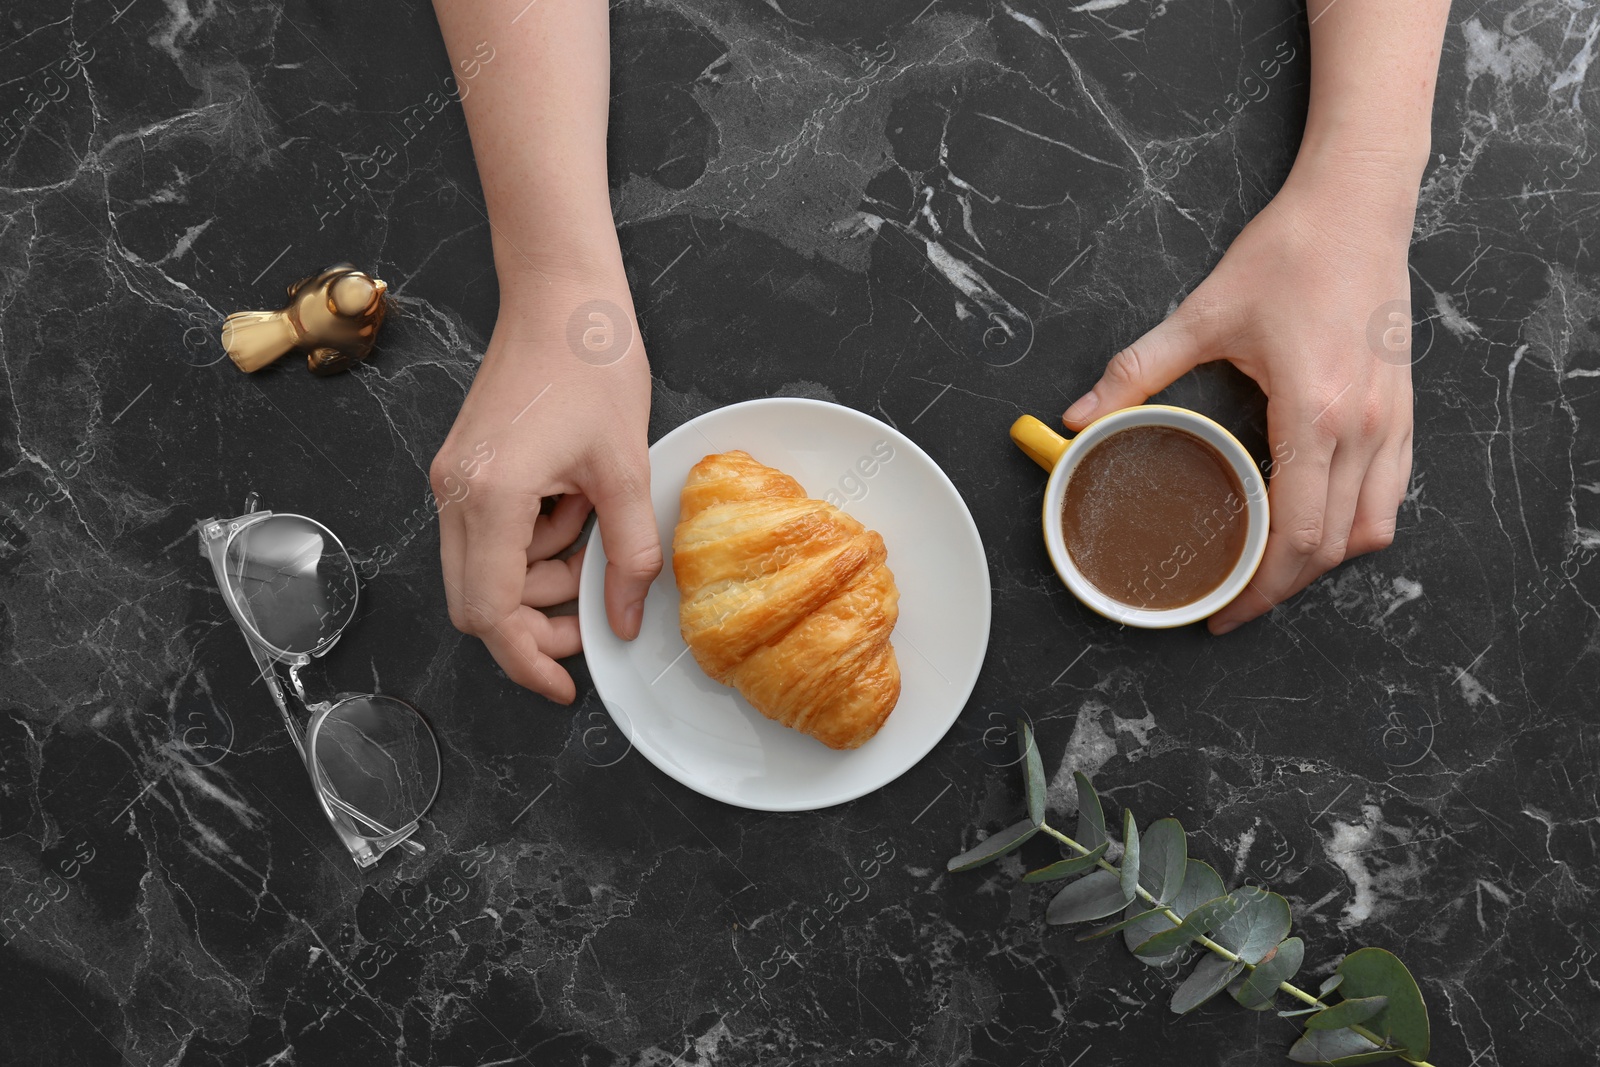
left=432, top=0, right=624, bottom=291
left=1288, top=0, right=1452, bottom=232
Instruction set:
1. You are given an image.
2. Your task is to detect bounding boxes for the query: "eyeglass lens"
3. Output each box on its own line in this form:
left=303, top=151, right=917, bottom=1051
left=225, top=514, right=358, bottom=653
left=313, top=695, right=441, bottom=838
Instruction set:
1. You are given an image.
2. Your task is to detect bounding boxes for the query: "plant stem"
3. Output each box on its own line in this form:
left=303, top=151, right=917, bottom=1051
left=1037, top=822, right=1438, bottom=1067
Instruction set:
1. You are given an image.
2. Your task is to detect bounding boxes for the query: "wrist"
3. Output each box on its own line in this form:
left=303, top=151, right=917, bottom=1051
left=1299, top=120, right=1430, bottom=185
left=1295, top=107, right=1430, bottom=191
left=491, top=205, right=629, bottom=300
left=1280, top=127, right=1428, bottom=250
left=491, top=268, right=645, bottom=376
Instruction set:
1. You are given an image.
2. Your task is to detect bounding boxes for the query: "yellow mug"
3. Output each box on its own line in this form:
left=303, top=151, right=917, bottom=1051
left=1010, top=405, right=1269, bottom=628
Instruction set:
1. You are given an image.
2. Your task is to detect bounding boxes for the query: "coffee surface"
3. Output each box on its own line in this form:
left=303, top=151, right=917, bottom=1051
left=1061, top=425, right=1248, bottom=610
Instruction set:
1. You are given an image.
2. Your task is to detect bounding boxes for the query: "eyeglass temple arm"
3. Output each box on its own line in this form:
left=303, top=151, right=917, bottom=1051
left=239, top=639, right=309, bottom=763
left=318, top=787, right=426, bottom=858
left=322, top=792, right=396, bottom=835
left=319, top=791, right=424, bottom=852
left=197, top=512, right=308, bottom=762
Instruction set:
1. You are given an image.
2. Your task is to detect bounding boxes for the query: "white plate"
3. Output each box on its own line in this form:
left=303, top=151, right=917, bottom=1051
left=577, top=397, right=991, bottom=811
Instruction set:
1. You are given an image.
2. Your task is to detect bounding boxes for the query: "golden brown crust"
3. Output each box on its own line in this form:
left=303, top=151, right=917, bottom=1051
left=672, top=450, right=901, bottom=749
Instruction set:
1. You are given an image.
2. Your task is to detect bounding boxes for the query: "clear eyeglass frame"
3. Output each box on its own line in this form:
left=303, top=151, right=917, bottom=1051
left=197, top=492, right=441, bottom=868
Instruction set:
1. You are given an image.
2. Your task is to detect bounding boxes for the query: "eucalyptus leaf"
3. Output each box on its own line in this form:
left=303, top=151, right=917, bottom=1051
left=1021, top=720, right=1046, bottom=826
left=1078, top=907, right=1168, bottom=942
left=1022, top=842, right=1109, bottom=883
left=947, top=818, right=1039, bottom=873
left=1120, top=809, right=1141, bottom=903
left=1170, top=953, right=1245, bottom=1014
left=1306, top=996, right=1389, bottom=1032
left=1046, top=869, right=1135, bottom=925
left=1122, top=859, right=1225, bottom=962
left=1287, top=1027, right=1395, bottom=1066
left=950, top=761, right=1440, bottom=1063
left=1336, top=948, right=1431, bottom=1059
left=1130, top=893, right=1241, bottom=957
left=1212, top=887, right=1292, bottom=964
left=1231, top=936, right=1305, bottom=1010
left=1119, top=908, right=1181, bottom=964
left=1073, top=771, right=1106, bottom=849
left=1139, top=818, right=1188, bottom=905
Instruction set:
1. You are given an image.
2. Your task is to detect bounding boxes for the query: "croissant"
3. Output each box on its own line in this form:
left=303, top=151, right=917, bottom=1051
left=673, top=450, right=901, bottom=749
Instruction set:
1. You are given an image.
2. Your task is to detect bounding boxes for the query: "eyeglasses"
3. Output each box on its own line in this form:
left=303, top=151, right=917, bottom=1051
left=198, top=494, right=440, bottom=867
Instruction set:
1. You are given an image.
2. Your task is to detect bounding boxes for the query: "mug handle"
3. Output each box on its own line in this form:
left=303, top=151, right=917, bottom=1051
left=1010, top=415, right=1070, bottom=471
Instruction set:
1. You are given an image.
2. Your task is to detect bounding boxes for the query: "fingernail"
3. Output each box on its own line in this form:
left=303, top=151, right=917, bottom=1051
left=1064, top=391, right=1098, bottom=425
left=1210, top=618, right=1239, bottom=636
left=624, top=601, right=643, bottom=640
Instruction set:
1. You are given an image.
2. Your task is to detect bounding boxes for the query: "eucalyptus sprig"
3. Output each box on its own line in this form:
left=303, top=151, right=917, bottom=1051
left=948, top=722, right=1438, bottom=1067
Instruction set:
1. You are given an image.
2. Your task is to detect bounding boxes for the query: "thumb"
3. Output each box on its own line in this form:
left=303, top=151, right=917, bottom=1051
left=1063, top=302, right=1218, bottom=429
left=586, top=454, right=663, bottom=641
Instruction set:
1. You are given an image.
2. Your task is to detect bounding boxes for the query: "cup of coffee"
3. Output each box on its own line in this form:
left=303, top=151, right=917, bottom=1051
left=1010, top=406, right=1268, bottom=628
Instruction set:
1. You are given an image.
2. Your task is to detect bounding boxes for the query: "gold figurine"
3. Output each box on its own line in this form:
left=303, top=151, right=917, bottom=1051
left=221, top=263, right=388, bottom=375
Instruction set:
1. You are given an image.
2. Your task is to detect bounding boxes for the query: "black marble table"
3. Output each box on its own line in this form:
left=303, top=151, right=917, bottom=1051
left=3, top=3, right=1595, bottom=1065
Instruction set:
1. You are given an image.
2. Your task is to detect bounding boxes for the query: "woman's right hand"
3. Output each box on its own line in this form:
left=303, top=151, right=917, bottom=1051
left=430, top=271, right=660, bottom=704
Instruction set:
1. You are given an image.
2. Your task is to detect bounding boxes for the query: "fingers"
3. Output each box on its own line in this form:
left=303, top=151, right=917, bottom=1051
left=1208, top=415, right=1335, bottom=635
left=1348, top=431, right=1411, bottom=557
left=1208, top=383, right=1411, bottom=635
left=1063, top=297, right=1223, bottom=429
left=1283, top=443, right=1370, bottom=599
left=523, top=545, right=585, bottom=608
left=438, top=459, right=579, bottom=701
left=475, top=605, right=579, bottom=703
left=536, top=611, right=583, bottom=659
left=445, top=480, right=534, bottom=637
left=586, top=451, right=663, bottom=642
left=528, top=492, right=593, bottom=562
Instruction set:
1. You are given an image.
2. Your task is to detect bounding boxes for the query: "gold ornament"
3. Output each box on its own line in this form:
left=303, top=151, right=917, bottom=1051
left=221, top=263, right=388, bottom=375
